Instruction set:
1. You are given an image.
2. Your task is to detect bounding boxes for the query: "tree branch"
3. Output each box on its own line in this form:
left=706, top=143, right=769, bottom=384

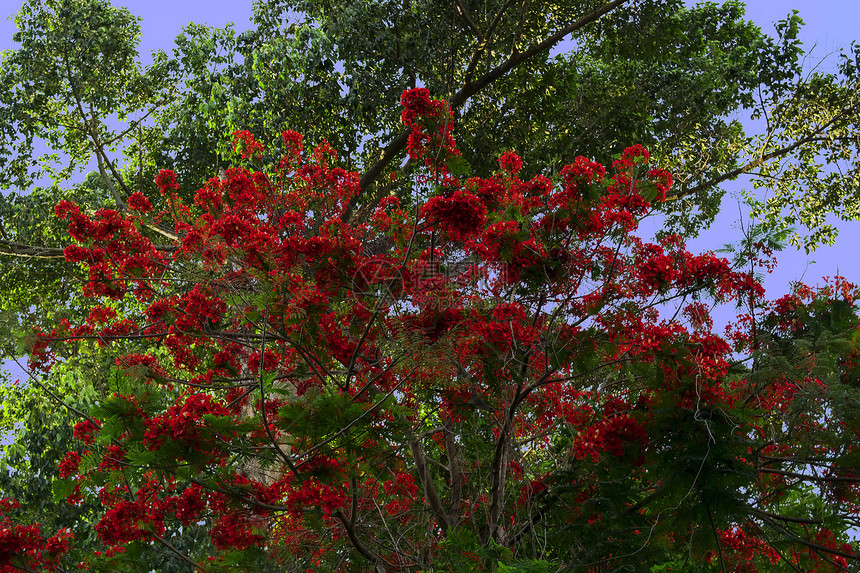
left=0, top=239, right=177, bottom=259
left=444, top=423, right=462, bottom=520
left=334, top=509, right=387, bottom=572
left=760, top=515, right=859, bottom=561
left=452, top=0, right=483, bottom=40
left=758, top=467, right=860, bottom=484
left=61, top=50, right=178, bottom=242
left=462, top=0, right=517, bottom=85
left=665, top=112, right=847, bottom=202
left=408, top=437, right=451, bottom=534
left=0, top=240, right=66, bottom=259
left=450, top=0, right=630, bottom=108
left=488, top=414, right=511, bottom=543
left=748, top=507, right=823, bottom=525
left=151, top=533, right=201, bottom=569
left=256, top=303, right=299, bottom=476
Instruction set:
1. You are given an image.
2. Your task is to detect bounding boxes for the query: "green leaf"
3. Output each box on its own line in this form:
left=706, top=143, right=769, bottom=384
left=51, top=477, right=76, bottom=502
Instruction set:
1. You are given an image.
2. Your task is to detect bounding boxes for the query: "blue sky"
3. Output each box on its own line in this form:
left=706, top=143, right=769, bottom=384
left=1, top=0, right=858, bottom=300
left=2, top=1, right=855, bottom=63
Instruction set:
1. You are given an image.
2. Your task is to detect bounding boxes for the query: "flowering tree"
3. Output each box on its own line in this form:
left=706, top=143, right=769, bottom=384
left=3, top=89, right=859, bottom=572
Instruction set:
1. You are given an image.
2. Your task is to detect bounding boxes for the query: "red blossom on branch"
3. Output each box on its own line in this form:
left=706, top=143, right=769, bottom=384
left=232, top=129, right=265, bottom=160
left=126, top=192, right=152, bottom=213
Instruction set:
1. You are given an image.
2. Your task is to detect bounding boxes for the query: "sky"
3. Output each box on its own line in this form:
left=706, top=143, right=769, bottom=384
left=677, top=1, right=860, bottom=300
left=0, top=0, right=858, bottom=301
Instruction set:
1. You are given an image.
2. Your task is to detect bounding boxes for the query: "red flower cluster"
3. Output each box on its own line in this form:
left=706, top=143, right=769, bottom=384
left=498, top=150, right=523, bottom=175
left=154, top=169, right=180, bottom=194
left=55, top=200, right=166, bottom=301
left=232, top=130, right=265, bottom=160
left=285, top=478, right=347, bottom=519
left=210, top=512, right=265, bottom=551
left=0, top=499, right=73, bottom=571
left=573, top=412, right=648, bottom=464
left=281, top=129, right=303, bottom=165
left=400, top=88, right=459, bottom=172
left=552, top=156, right=606, bottom=209
left=382, top=473, right=418, bottom=516
left=58, top=452, right=82, bottom=478
left=95, top=499, right=164, bottom=546
left=126, top=192, right=152, bottom=213
left=86, top=305, right=117, bottom=325
left=174, top=484, right=206, bottom=526
left=715, top=526, right=781, bottom=568
left=400, top=88, right=440, bottom=125
left=72, top=420, right=100, bottom=445
left=143, top=393, right=231, bottom=452
left=421, top=190, right=487, bottom=241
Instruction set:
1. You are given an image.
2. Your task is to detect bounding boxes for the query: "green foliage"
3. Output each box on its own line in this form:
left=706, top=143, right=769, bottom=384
left=0, top=0, right=164, bottom=188
left=0, top=363, right=98, bottom=566
left=138, top=0, right=859, bottom=244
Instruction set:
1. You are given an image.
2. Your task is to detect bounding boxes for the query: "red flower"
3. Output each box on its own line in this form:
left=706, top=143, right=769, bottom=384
left=552, top=156, right=606, bottom=208
left=58, top=452, right=81, bottom=478
left=498, top=151, right=523, bottom=175
left=210, top=512, right=264, bottom=551
left=421, top=190, right=487, bottom=241
left=86, top=305, right=117, bottom=325
left=174, top=484, right=207, bottom=526
left=154, top=169, right=180, bottom=193
left=613, top=144, right=650, bottom=170
left=73, top=420, right=100, bottom=445
left=232, top=129, right=265, bottom=160
left=646, top=167, right=672, bottom=201
left=62, top=244, right=102, bottom=264
left=400, top=88, right=435, bottom=126
left=126, top=192, right=152, bottom=213
left=54, top=200, right=81, bottom=219
left=281, top=129, right=303, bottom=159
left=95, top=499, right=164, bottom=546
left=99, top=445, right=125, bottom=471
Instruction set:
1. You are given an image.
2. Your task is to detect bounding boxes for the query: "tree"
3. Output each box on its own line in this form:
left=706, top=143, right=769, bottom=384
left=2, top=88, right=859, bottom=572
left=1, top=0, right=860, bottom=570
